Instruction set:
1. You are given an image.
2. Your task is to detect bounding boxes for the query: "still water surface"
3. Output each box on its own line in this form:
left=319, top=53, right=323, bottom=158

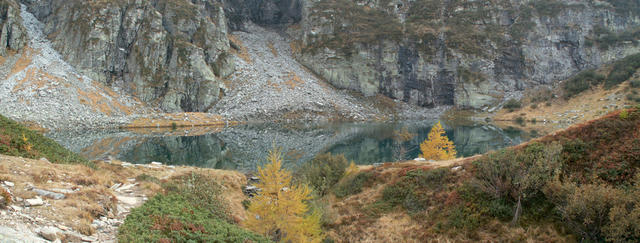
left=46, top=121, right=543, bottom=171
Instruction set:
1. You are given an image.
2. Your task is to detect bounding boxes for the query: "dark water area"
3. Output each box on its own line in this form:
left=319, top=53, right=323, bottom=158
left=46, top=121, right=543, bottom=171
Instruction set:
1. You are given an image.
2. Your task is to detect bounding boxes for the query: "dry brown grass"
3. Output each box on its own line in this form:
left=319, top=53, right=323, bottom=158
left=10, top=47, right=34, bottom=75
left=284, top=72, right=304, bottom=89
left=290, top=40, right=303, bottom=55
left=0, top=154, right=250, bottom=236
left=229, top=34, right=252, bottom=64
left=267, top=41, right=278, bottom=57
left=494, top=81, right=635, bottom=125
left=76, top=220, right=96, bottom=236
left=124, top=112, right=238, bottom=129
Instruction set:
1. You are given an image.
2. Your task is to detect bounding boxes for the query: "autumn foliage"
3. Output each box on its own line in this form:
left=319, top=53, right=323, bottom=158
left=245, top=148, right=323, bottom=242
left=420, top=122, right=457, bottom=160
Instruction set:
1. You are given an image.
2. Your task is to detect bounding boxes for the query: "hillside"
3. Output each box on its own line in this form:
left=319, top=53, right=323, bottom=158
left=492, top=53, right=640, bottom=126
left=319, top=107, right=640, bottom=242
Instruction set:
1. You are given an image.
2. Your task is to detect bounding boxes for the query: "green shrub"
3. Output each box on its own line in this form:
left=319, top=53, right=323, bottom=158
left=445, top=204, right=483, bottom=231
left=515, top=116, right=526, bottom=125
left=545, top=182, right=624, bottom=241
left=620, top=110, right=630, bottom=119
left=118, top=193, right=270, bottom=243
left=606, top=53, right=640, bottom=88
left=563, top=69, right=605, bottom=98
left=531, top=0, right=566, bottom=17
left=162, top=173, right=231, bottom=222
left=333, top=171, right=374, bottom=198
left=529, top=103, right=538, bottom=109
left=0, top=115, right=90, bottom=166
left=631, top=79, right=640, bottom=88
left=503, top=99, right=522, bottom=110
left=296, top=153, right=350, bottom=196
left=592, top=25, right=640, bottom=50
left=471, top=143, right=562, bottom=223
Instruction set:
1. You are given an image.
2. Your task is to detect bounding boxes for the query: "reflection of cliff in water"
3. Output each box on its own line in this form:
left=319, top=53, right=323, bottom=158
left=46, top=122, right=539, bottom=171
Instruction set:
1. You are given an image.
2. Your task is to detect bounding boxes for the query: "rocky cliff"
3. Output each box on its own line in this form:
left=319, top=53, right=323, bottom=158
left=0, top=0, right=26, bottom=55
left=20, top=0, right=234, bottom=112
left=4, top=0, right=640, bottom=115
left=294, top=0, right=640, bottom=109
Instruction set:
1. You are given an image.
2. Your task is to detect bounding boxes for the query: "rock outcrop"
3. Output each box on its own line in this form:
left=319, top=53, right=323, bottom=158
left=21, top=0, right=234, bottom=112
left=294, top=0, right=640, bottom=109
left=7, top=0, right=640, bottom=115
left=0, top=0, right=26, bottom=55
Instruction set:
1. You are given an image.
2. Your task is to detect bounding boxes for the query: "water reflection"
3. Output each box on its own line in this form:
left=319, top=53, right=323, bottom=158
left=46, top=121, right=541, bottom=171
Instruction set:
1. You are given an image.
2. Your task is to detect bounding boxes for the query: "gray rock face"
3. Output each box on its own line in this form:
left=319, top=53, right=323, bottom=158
left=224, top=0, right=303, bottom=30
left=294, top=0, right=640, bottom=109
left=0, top=0, right=27, bottom=55
left=21, top=0, right=234, bottom=112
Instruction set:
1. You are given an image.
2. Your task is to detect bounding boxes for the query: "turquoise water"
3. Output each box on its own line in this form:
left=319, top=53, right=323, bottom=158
left=47, top=121, right=542, bottom=171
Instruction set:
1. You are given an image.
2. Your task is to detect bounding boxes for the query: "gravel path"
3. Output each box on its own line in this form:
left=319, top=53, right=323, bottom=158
left=0, top=5, right=150, bottom=130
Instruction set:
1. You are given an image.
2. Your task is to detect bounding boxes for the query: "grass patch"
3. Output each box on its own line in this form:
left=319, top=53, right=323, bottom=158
left=0, top=114, right=90, bottom=166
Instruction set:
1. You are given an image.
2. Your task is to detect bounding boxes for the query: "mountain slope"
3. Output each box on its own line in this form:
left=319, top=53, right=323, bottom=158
left=0, top=5, right=150, bottom=130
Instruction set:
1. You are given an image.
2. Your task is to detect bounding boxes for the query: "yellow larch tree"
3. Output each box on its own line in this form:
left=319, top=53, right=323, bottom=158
left=420, top=121, right=457, bottom=160
left=245, top=148, right=323, bottom=243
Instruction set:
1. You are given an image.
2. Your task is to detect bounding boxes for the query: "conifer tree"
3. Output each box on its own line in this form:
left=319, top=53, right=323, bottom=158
left=420, top=122, right=457, bottom=160
left=245, top=148, right=323, bottom=243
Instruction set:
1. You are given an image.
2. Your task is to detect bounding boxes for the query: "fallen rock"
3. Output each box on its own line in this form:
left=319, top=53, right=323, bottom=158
left=115, top=195, right=138, bottom=205
left=3, top=181, right=14, bottom=187
left=25, top=197, right=44, bottom=207
left=32, top=188, right=65, bottom=200
left=9, top=205, right=22, bottom=211
left=115, top=183, right=138, bottom=192
left=38, top=226, right=60, bottom=241
left=451, top=166, right=463, bottom=172
left=414, top=157, right=426, bottom=161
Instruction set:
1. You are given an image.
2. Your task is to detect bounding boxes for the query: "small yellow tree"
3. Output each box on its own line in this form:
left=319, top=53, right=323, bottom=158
left=420, top=122, right=456, bottom=160
left=245, top=148, right=323, bottom=243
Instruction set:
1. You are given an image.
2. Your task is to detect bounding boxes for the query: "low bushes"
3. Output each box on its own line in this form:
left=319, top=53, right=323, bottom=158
left=606, top=53, right=640, bottom=88
left=333, top=171, right=375, bottom=198
left=375, top=168, right=453, bottom=214
left=562, top=69, right=605, bottom=98
left=296, top=153, right=351, bottom=196
left=562, top=53, right=640, bottom=98
left=118, top=173, right=269, bottom=242
left=118, top=193, right=269, bottom=243
left=503, top=99, right=522, bottom=110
